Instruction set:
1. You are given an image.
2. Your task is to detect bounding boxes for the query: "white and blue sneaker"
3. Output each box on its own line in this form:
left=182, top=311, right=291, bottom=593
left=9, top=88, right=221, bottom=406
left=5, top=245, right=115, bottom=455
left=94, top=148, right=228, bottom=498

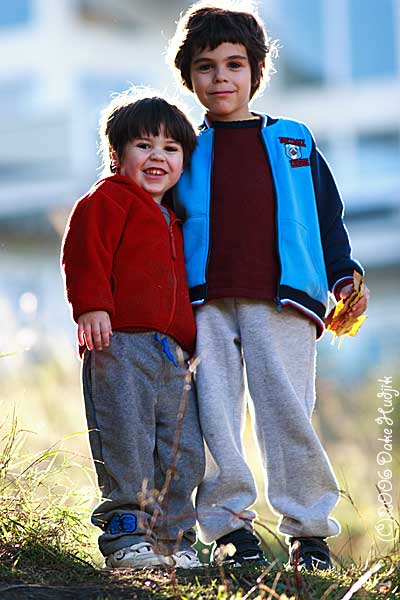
left=105, top=541, right=173, bottom=569
left=172, top=548, right=202, bottom=569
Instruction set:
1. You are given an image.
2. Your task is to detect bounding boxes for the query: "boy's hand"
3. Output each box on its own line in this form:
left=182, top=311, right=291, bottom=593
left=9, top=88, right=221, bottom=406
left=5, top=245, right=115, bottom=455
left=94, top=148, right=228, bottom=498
left=77, top=311, right=113, bottom=351
left=325, top=271, right=369, bottom=342
left=339, top=281, right=370, bottom=318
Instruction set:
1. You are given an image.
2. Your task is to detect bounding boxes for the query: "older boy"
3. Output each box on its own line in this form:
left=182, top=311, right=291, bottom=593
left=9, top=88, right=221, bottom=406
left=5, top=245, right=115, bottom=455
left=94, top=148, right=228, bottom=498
left=168, top=3, right=369, bottom=569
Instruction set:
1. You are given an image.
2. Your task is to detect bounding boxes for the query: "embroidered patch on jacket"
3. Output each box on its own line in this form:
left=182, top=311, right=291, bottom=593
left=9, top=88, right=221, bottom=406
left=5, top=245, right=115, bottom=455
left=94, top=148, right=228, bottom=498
left=285, top=144, right=302, bottom=160
left=278, top=137, right=310, bottom=168
left=279, top=136, right=306, bottom=147
left=290, top=158, right=310, bottom=168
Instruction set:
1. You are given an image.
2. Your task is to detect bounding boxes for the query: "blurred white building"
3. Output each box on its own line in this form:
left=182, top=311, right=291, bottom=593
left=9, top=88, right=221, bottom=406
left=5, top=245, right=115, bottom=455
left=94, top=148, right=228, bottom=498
left=0, top=0, right=190, bottom=216
left=0, top=0, right=193, bottom=361
left=258, top=0, right=400, bottom=271
left=0, top=0, right=399, bottom=372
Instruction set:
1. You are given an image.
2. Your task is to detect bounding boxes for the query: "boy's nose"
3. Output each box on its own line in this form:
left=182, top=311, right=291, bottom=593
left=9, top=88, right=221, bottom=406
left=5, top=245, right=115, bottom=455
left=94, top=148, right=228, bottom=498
left=213, top=68, right=228, bottom=82
left=150, top=149, right=165, bottom=160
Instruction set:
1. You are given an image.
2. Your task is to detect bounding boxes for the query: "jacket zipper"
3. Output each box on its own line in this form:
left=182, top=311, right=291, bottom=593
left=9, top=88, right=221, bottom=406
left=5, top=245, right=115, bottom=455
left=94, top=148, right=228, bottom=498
left=165, top=220, right=178, bottom=332
left=203, top=130, right=214, bottom=300
left=259, top=125, right=282, bottom=312
left=273, top=211, right=283, bottom=312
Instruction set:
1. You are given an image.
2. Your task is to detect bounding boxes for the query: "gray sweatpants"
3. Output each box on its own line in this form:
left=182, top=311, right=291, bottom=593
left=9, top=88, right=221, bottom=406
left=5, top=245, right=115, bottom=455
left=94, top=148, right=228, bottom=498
left=194, top=299, right=340, bottom=544
left=82, top=331, right=205, bottom=556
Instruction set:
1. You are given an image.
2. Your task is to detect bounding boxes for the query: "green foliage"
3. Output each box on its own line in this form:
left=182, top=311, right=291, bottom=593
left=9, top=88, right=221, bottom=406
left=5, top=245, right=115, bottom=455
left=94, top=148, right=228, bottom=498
left=0, top=411, right=97, bottom=584
left=0, top=350, right=399, bottom=597
left=0, top=411, right=399, bottom=598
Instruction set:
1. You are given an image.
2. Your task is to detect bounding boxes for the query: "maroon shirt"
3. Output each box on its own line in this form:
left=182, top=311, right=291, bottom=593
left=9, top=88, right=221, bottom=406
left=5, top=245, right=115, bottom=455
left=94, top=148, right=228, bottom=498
left=206, top=119, right=279, bottom=301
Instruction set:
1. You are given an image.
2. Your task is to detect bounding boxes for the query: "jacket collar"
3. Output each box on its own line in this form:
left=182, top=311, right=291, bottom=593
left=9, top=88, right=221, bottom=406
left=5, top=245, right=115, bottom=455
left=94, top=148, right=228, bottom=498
left=200, top=111, right=269, bottom=132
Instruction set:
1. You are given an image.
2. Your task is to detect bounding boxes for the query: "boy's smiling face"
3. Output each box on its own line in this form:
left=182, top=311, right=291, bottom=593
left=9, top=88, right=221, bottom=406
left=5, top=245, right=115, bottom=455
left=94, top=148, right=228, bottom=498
left=190, top=42, right=253, bottom=122
left=119, top=128, right=184, bottom=204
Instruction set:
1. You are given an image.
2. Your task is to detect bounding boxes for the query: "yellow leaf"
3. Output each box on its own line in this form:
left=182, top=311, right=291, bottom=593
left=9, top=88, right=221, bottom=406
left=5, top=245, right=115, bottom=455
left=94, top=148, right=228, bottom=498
left=325, top=270, right=368, bottom=343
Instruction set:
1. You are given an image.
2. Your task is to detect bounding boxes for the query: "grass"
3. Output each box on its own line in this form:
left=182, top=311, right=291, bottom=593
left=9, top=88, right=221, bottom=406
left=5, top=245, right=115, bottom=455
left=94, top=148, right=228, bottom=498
left=0, top=413, right=399, bottom=599
left=1, top=353, right=399, bottom=598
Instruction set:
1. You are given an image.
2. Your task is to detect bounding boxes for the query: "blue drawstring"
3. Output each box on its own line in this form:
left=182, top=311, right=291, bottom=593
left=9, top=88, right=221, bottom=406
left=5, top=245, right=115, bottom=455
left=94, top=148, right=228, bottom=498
left=153, top=333, right=179, bottom=367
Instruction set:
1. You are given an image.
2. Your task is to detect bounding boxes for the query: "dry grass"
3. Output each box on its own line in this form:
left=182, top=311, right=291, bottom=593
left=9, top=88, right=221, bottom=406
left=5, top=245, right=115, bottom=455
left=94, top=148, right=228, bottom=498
left=0, top=353, right=399, bottom=598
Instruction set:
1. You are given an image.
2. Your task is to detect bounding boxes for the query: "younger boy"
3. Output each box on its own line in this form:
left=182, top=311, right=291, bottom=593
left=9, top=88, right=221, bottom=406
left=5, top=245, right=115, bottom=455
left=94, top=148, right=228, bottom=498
left=61, top=93, right=205, bottom=569
left=168, top=3, right=369, bottom=569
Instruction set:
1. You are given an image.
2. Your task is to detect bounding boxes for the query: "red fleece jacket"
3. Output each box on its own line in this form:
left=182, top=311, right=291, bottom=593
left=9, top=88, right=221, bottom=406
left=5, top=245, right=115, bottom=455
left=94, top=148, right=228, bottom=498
left=61, top=175, right=196, bottom=355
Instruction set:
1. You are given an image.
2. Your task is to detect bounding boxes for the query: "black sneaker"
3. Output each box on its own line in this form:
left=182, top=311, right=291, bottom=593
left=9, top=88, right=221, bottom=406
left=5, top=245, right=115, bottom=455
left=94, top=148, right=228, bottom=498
left=289, top=536, right=332, bottom=571
left=212, top=527, right=267, bottom=567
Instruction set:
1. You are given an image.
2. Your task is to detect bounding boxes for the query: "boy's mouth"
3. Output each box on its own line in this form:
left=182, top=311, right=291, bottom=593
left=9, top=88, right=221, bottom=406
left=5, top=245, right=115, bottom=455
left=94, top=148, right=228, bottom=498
left=143, top=168, right=167, bottom=176
left=210, top=90, right=234, bottom=96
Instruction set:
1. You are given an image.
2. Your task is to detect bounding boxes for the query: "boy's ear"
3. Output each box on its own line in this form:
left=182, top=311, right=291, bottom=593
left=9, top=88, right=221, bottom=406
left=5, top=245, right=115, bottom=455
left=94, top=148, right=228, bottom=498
left=110, top=148, right=118, bottom=163
left=254, top=61, right=264, bottom=86
left=110, top=148, right=120, bottom=173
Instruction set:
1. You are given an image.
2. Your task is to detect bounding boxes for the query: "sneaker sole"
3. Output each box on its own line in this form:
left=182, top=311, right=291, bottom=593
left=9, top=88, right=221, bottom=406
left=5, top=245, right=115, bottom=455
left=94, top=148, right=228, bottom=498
left=106, top=555, right=172, bottom=569
left=174, top=560, right=203, bottom=569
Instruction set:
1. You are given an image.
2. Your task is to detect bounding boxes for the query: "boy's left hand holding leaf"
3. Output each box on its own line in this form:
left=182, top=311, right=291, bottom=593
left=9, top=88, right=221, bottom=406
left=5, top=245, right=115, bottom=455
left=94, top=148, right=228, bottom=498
left=325, top=271, right=370, bottom=342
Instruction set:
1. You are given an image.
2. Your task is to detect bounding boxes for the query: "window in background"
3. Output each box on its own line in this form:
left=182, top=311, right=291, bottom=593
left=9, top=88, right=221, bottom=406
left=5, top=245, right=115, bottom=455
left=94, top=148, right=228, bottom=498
left=0, top=76, right=37, bottom=114
left=349, top=0, right=397, bottom=79
left=315, top=138, right=331, bottom=161
left=314, top=138, right=342, bottom=178
left=316, top=136, right=359, bottom=194
left=268, top=0, right=325, bottom=87
left=0, top=112, right=70, bottom=183
left=80, top=73, right=145, bottom=110
left=80, top=75, right=146, bottom=108
left=0, top=1, right=33, bottom=28
left=356, top=131, right=400, bottom=180
left=0, top=159, right=67, bottom=184
left=77, top=0, right=141, bottom=32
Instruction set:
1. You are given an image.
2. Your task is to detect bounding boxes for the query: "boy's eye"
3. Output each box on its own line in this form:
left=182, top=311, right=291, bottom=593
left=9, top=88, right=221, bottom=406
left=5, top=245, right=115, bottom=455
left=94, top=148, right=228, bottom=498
left=165, top=145, right=180, bottom=152
left=228, top=62, right=242, bottom=69
left=136, top=142, right=151, bottom=149
left=197, top=63, right=212, bottom=72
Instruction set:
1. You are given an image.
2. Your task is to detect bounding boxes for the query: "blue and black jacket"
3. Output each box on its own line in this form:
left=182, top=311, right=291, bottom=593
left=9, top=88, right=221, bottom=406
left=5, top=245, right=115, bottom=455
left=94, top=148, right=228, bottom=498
left=174, top=113, right=363, bottom=337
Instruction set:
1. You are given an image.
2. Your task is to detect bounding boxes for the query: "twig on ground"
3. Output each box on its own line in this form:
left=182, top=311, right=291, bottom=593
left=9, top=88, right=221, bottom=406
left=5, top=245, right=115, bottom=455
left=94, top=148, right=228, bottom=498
left=339, top=561, right=382, bottom=600
left=242, top=561, right=278, bottom=600
left=144, top=354, right=202, bottom=563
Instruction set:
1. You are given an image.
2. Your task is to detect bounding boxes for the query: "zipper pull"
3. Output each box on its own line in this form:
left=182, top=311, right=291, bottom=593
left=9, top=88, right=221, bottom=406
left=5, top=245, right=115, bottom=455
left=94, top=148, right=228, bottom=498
left=274, top=296, right=283, bottom=313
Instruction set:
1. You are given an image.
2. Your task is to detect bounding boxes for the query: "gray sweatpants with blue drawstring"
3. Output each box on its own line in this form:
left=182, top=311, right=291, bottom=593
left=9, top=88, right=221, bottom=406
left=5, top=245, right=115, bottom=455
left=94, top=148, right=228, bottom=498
left=82, top=331, right=205, bottom=557
left=194, top=298, right=340, bottom=544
